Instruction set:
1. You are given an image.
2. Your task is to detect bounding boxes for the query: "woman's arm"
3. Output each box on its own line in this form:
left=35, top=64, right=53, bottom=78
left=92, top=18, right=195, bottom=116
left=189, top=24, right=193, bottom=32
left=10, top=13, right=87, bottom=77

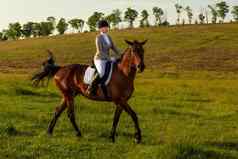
left=112, top=43, right=120, bottom=55
left=108, top=36, right=120, bottom=55
left=96, top=36, right=103, bottom=54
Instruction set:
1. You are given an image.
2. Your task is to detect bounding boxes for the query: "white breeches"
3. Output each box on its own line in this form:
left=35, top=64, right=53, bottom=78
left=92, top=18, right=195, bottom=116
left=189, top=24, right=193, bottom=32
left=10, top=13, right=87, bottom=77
left=94, top=59, right=107, bottom=78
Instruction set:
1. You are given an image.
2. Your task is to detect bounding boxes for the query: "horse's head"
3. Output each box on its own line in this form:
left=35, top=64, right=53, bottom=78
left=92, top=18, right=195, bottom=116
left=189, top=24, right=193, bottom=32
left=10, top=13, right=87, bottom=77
left=125, top=40, right=147, bottom=73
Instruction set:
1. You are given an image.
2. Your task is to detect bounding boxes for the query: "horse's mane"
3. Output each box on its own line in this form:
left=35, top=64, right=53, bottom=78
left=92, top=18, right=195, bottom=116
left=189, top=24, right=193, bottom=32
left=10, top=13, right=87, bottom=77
left=116, top=48, right=131, bottom=63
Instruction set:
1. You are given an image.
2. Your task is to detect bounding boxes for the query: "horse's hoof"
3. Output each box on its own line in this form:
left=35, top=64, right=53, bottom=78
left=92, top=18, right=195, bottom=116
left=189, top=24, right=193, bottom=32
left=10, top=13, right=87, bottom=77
left=47, top=132, right=53, bottom=137
left=109, top=135, right=115, bottom=143
left=76, top=132, right=82, bottom=137
left=135, top=133, right=142, bottom=144
left=135, top=138, right=141, bottom=144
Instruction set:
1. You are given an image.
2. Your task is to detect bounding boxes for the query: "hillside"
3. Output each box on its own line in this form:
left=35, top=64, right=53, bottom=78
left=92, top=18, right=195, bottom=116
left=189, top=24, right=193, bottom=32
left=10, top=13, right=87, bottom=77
left=0, top=23, right=238, bottom=74
left=1, top=24, right=238, bottom=159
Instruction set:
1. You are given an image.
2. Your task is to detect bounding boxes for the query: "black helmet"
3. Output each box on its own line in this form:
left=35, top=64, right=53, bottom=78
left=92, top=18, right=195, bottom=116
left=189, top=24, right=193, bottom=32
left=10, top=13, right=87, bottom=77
left=97, top=20, right=109, bottom=29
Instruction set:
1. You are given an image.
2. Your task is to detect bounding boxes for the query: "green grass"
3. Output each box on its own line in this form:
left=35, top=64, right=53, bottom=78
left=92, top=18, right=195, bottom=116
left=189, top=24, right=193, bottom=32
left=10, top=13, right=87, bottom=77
left=0, top=24, right=238, bottom=158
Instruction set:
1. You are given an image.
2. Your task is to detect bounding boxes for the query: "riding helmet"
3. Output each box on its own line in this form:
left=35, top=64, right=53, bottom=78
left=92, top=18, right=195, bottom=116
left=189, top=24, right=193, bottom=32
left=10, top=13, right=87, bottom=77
left=98, top=20, right=109, bottom=29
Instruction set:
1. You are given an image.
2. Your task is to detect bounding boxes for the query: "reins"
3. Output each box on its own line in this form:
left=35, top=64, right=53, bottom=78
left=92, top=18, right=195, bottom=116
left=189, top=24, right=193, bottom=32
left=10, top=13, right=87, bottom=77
left=118, top=47, right=137, bottom=76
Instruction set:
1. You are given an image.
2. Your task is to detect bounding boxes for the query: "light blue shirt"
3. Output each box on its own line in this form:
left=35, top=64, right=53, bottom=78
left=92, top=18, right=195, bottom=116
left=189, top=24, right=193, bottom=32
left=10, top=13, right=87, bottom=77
left=100, top=32, right=111, bottom=46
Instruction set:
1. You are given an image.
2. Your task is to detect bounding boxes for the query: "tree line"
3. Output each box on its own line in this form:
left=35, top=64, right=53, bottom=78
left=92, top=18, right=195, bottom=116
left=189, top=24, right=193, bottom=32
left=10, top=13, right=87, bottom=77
left=0, top=1, right=238, bottom=41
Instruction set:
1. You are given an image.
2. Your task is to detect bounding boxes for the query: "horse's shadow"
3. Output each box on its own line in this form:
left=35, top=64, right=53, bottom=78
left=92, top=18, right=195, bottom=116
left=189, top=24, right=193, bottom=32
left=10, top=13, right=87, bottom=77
left=174, top=143, right=236, bottom=159
left=207, top=141, right=238, bottom=151
left=99, top=130, right=134, bottom=139
left=185, top=99, right=212, bottom=103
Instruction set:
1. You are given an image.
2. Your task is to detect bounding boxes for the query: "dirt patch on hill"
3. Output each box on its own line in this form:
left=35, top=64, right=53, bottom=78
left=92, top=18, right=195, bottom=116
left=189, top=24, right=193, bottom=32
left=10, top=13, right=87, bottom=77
left=1, top=48, right=238, bottom=74
left=148, top=48, right=238, bottom=72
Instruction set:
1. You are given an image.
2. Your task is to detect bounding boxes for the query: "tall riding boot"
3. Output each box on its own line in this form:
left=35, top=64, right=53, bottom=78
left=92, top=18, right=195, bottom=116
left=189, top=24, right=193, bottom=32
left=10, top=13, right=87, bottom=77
left=87, top=73, right=101, bottom=96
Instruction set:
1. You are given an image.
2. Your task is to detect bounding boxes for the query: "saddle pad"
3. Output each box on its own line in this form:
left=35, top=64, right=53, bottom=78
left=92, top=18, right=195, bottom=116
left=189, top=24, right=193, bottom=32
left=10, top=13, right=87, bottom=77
left=83, top=67, right=96, bottom=85
left=83, top=61, right=114, bottom=85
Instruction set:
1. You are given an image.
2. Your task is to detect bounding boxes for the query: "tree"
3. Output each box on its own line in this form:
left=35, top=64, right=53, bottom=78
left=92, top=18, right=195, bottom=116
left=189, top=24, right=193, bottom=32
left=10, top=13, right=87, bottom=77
left=47, top=16, right=56, bottom=26
left=208, top=5, right=218, bottom=23
left=5, top=22, right=22, bottom=40
left=231, top=6, right=238, bottom=22
left=47, top=16, right=56, bottom=32
left=175, top=3, right=183, bottom=25
left=87, top=12, right=104, bottom=31
left=78, top=19, right=85, bottom=32
left=2, top=29, right=11, bottom=40
left=185, top=6, right=193, bottom=24
left=161, top=20, right=170, bottom=26
left=182, top=19, right=185, bottom=25
left=124, top=8, right=138, bottom=28
left=112, top=9, right=122, bottom=28
left=140, top=10, right=150, bottom=27
left=2, top=30, right=8, bottom=40
left=12, top=23, right=22, bottom=38
left=22, top=22, right=34, bottom=38
left=195, top=19, right=198, bottom=25
left=56, top=18, right=68, bottom=35
left=152, top=7, right=164, bottom=26
left=69, top=18, right=85, bottom=32
left=205, top=9, right=209, bottom=24
left=198, top=13, right=205, bottom=24
left=40, top=22, right=54, bottom=36
left=32, top=22, right=41, bottom=37
left=216, top=1, right=229, bottom=22
left=0, top=32, right=3, bottom=41
left=105, top=9, right=122, bottom=29
left=105, top=14, right=115, bottom=28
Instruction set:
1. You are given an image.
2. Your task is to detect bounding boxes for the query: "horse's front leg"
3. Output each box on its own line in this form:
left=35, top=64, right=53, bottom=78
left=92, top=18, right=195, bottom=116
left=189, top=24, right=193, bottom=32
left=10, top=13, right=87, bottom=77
left=120, top=102, right=142, bottom=144
left=110, top=105, right=123, bottom=142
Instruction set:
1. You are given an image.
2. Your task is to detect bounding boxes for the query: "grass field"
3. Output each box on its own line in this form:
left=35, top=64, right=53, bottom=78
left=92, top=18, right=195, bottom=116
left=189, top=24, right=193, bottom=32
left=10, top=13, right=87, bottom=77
left=0, top=24, right=238, bottom=159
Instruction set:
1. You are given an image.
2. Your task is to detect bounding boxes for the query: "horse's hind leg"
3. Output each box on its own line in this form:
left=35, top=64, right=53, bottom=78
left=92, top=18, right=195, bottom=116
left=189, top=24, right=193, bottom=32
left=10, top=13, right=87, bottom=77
left=66, top=97, right=82, bottom=137
left=110, top=105, right=123, bottom=142
left=47, top=99, right=67, bottom=135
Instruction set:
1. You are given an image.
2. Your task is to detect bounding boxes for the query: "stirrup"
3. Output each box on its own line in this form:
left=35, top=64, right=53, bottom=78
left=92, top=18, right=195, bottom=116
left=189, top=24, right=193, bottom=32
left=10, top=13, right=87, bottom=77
left=87, top=85, right=97, bottom=96
left=87, top=74, right=100, bottom=96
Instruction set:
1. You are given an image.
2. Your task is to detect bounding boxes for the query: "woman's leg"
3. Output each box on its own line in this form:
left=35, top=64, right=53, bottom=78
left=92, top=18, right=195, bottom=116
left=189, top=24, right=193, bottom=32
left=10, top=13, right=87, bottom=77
left=87, top=59, right=107, bottom=96
left=94, top=59, right=107, bottom=78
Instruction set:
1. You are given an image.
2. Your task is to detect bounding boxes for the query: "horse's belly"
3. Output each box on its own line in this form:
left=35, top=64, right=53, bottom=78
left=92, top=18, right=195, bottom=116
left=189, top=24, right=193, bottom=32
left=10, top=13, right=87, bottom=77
left=110, top=83, right=134, bottom=101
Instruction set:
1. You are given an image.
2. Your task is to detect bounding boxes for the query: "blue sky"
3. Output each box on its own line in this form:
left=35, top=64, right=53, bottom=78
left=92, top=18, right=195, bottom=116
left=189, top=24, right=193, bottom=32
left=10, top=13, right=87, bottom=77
left=0, top=0, right=238, bottom=30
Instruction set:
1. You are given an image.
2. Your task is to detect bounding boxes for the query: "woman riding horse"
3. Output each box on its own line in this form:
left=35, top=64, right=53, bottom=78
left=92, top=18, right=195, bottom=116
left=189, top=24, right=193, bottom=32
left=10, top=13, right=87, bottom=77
left=87, top=20, right=121, bottom=96
left=32, top=25, right=147, bottom=143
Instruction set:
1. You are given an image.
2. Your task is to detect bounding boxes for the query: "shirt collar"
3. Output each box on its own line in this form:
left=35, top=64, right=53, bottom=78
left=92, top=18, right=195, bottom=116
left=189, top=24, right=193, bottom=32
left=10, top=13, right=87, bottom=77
left=100, top=32, right=107, bottom=35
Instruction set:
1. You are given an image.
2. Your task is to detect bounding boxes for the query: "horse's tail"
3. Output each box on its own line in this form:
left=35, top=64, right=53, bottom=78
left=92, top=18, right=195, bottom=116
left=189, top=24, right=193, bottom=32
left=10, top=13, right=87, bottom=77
left=31, top=50, right=61, bottom=87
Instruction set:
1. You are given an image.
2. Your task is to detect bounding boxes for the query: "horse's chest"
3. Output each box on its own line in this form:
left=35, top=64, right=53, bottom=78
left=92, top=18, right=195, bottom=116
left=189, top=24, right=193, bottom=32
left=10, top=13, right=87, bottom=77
left=120, top=83, right=134, bottom=99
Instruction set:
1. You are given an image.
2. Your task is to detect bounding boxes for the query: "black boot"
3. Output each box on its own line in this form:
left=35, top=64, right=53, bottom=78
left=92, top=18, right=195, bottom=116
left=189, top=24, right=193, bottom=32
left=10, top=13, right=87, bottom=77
left=87, top=73, right=101, bottom=96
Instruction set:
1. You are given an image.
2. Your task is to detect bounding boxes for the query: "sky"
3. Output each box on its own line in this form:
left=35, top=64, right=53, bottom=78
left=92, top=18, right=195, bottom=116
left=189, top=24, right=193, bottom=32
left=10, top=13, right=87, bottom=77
left=0, top=0, right=238, bottom=31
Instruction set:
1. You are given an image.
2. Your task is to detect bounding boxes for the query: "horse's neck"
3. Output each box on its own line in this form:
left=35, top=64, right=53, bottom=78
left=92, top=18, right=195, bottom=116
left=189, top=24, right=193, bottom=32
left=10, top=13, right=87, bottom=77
left=118, top=48, right=137, bottom=81
left=128, top=67, right=137, bottom=81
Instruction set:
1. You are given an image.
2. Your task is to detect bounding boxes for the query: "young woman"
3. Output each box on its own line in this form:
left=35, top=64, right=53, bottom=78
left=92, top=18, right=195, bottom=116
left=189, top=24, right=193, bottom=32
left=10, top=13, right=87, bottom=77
left=87, top=20, right=120, bottom=96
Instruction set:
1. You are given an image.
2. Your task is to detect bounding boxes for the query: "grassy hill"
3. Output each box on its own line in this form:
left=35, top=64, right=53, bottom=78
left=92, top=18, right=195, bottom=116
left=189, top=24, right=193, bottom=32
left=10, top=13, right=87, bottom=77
left=0, top=24, right=238, bottom=159
left=0, top=23, right=238, bottom=74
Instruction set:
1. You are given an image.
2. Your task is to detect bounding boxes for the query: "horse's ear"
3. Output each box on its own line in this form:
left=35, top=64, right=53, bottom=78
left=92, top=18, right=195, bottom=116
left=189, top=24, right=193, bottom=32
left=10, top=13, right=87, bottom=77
left=125, top=40, right=133, bottom=46
left=140, top=40, right=148, bottom=45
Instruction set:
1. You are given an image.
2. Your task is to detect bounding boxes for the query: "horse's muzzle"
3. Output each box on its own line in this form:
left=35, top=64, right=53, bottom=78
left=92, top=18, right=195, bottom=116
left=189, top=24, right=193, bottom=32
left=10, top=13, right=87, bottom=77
left=138, top=63, right=145, bottom=73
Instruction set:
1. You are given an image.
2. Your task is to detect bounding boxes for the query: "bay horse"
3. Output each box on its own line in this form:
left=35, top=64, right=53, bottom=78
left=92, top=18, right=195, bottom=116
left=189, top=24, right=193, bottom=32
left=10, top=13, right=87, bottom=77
left=32, top=40, right=147, bottom=143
